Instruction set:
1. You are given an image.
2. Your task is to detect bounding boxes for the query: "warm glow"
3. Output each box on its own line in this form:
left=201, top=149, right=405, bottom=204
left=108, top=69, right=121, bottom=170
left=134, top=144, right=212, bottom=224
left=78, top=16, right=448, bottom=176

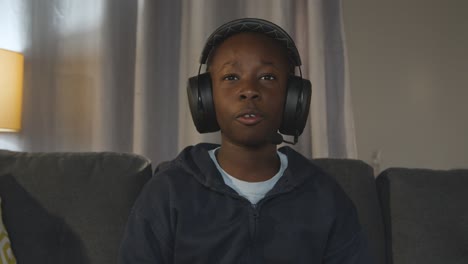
left=0, top=49, right=24, bottom=132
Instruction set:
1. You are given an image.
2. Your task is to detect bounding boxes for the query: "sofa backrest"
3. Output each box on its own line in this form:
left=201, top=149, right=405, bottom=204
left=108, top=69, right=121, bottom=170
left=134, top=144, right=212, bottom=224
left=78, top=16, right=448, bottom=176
left=377, top=168, right=468, bottom=264
left=313, top=158, right=387, bottom=264
left=0, top=150, right=152, bottom=264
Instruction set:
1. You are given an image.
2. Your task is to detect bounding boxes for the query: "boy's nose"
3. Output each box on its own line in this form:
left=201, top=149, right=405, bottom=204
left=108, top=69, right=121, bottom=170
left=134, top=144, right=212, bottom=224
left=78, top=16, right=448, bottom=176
left=239, top=83, right=260, bottom=100
left=239, top=90, right=260, bottom=100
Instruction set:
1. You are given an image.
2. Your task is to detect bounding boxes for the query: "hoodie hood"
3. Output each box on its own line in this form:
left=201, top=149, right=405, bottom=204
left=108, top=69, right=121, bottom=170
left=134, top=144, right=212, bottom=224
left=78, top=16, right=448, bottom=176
left=172, top=143, right=324, bottom=194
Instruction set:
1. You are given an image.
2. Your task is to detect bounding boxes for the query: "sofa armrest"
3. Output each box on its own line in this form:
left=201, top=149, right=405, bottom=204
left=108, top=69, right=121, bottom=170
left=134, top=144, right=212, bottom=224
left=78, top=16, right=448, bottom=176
left=0, top=150, right=152, bottom=264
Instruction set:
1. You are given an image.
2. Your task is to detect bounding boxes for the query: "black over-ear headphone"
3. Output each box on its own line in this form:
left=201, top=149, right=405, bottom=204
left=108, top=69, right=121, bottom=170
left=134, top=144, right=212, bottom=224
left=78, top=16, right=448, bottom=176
left=187, top=18, right=312, bottom=141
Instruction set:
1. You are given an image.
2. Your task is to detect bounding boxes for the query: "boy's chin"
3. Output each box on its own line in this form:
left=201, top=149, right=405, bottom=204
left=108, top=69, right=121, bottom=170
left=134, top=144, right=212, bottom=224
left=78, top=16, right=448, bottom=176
left=222, top=134, right=275, bottom=148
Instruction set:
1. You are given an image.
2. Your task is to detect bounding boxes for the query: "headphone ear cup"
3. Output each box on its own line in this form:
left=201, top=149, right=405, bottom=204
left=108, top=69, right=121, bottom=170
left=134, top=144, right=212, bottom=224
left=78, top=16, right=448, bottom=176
left=187, top=72, right=220, bottom=133
left=279, top=76, right=312, bottom=136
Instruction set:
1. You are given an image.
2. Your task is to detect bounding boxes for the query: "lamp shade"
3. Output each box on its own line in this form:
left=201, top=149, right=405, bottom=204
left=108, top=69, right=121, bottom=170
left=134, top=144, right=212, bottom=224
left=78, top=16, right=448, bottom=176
left=0, top=49, right=24, bottom=132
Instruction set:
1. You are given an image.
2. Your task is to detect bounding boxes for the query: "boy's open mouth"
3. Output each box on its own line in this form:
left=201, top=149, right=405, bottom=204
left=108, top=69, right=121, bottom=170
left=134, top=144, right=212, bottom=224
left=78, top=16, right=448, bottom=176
left=236, top=110, right=263, bottom=126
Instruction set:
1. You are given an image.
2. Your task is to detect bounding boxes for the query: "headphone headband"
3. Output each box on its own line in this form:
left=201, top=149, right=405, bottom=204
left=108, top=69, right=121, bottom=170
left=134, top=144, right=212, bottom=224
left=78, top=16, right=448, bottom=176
left=199, top=18, right=302, bottom=66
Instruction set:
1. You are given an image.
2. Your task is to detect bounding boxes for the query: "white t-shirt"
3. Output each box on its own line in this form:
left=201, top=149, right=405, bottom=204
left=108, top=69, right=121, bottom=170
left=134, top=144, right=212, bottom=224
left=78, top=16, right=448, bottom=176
left=208, top=147, right=288, bottom=205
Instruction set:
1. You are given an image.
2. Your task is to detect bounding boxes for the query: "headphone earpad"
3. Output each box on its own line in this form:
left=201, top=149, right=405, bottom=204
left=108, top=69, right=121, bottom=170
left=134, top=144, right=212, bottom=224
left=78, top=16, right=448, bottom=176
left=187, top=72, right=219, bottom=133
left=280, top=76, right=312, bottom=136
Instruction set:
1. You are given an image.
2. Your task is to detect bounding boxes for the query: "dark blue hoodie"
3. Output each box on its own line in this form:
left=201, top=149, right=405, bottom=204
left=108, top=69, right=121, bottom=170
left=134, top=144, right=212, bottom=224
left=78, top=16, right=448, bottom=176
left=119, top=143, right=372, bottom=264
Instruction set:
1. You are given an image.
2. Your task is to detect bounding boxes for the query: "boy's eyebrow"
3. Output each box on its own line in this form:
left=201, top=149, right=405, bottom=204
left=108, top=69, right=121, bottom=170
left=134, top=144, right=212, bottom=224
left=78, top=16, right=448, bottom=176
left=216, top=60, right=238, bottom=73
left=215, top=59, right=282, bottom=73
left=260, top=59, right=280, bottom=69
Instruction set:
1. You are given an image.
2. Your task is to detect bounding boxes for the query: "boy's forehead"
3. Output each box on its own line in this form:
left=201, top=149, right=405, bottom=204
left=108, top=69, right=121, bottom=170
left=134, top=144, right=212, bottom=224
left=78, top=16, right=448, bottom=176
left=207, top=32, right=291, bottom=68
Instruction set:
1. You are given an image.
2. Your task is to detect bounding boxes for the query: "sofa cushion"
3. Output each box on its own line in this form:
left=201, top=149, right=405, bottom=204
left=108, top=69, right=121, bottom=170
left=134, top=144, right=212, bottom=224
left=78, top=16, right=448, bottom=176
left=377, top=168, right=468, bottom=264
left=312, top=158, right=386, bottom=264
left=0, top=150, right=152, bottom=264
left=0, top=195, right=17, bottom=263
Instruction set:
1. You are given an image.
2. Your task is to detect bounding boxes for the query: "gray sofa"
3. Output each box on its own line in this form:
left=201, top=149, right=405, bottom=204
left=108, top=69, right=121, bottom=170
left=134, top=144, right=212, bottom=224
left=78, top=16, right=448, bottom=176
left=0, top=149, right=466, bottom=264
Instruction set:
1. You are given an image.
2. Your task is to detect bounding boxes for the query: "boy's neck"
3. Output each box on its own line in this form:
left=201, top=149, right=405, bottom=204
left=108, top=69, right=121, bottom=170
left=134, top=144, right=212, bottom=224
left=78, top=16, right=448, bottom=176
left=216, top=141, right=280, bottom=182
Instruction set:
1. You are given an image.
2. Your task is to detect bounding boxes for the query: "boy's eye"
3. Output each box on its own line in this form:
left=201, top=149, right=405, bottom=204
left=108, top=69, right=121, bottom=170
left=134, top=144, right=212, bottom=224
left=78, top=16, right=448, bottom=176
left=260, top=74, right=276, bottom=81
left=223, top=74, right=239, bottom=81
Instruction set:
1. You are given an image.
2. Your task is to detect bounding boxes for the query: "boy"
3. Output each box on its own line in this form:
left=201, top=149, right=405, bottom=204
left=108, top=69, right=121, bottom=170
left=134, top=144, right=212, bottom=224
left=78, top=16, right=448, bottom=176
left=119, top=18, right=372, bottom=263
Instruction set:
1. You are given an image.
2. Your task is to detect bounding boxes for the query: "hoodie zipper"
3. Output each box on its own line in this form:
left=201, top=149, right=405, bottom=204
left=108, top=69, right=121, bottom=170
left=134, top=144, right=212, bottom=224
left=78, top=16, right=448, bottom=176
left=208, top=182, right=296, bottom=261
left=247, top=203, right=259, bottom=263
left=250, top=204, right=259, bottom=241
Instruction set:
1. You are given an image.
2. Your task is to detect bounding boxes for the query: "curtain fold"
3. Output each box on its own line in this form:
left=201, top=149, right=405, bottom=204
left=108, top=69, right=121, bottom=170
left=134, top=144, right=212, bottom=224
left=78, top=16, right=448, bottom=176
left=132, top=0, right=182, bottom=163
left=0, top=0, right=356, bottom=164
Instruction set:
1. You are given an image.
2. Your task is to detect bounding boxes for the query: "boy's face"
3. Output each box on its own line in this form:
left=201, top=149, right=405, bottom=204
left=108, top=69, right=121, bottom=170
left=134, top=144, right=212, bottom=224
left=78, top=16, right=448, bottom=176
left=209, top=32, right=290, bottom=147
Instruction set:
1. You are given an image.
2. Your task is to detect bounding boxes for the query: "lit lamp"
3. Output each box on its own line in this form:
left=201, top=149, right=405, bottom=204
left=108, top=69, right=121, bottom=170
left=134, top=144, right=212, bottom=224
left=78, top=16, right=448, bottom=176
left=0, top=49, right=24, bottom=132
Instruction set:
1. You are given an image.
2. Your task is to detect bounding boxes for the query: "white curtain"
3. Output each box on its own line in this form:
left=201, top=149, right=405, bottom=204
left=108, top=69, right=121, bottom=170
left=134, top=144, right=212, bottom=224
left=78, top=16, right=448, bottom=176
left=0, top=0, right=356, bottom=165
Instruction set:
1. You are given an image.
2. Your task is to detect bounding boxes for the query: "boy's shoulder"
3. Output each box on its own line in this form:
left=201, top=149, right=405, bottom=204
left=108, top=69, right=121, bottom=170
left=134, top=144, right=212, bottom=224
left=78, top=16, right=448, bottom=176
left=131, top=144, right=219, bottom=212
left=278, top=146, right=355, bottom=206
left=278, top=146, right=340, bottom=184
left=150, top=143, right=222, bottom=186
